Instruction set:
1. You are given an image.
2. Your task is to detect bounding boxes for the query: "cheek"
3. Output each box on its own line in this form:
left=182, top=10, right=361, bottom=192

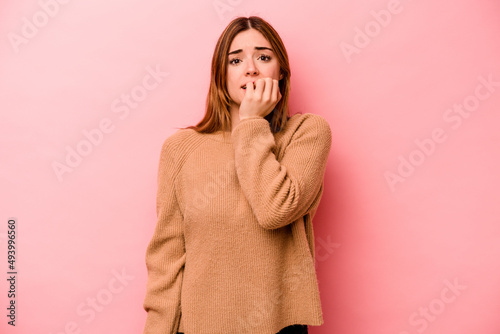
left=268, top=66, right=281, bottom=80
left=275, top=66, right=282, bottom=78
left=227, top=76, right=238, bottom=91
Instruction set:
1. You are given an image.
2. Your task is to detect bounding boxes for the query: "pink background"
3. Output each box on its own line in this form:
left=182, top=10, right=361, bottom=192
left=1, top=0, right=500, bottom=333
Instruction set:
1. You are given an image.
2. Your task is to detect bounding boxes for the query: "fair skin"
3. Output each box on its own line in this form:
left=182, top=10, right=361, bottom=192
left=226, top=28, right=284, bottom=132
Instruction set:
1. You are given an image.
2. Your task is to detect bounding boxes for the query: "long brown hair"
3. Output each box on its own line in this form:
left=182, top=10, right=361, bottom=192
left=178, top=16, right=292, bottom=138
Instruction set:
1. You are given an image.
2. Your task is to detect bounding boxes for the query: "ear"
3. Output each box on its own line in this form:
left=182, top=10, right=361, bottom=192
left=279, top=71, right=284, bottom=81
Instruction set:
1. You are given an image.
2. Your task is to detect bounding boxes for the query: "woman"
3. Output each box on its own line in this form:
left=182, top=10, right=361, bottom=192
left=142, top=16, right=332, bottom=334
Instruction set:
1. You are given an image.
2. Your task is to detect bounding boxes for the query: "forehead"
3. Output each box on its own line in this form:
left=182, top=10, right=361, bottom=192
left=229, top=29, right=271, bottom=49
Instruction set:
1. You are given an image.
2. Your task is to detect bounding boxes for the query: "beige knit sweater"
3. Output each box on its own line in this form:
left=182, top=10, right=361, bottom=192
left=143, top=112, right=332, bottom=334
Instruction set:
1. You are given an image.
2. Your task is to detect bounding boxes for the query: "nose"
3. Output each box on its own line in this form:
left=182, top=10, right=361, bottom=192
left=245, top=57, right=259, bottom=76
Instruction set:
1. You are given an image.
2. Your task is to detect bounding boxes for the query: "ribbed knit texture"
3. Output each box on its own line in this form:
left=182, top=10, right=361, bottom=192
left=142, top=113, right=332, bottom=334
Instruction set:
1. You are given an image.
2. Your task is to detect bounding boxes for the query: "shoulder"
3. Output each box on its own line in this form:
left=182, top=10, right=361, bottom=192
left=160, top=128, right=194, bottom=151
left=158, top=128, right=199, bottom=167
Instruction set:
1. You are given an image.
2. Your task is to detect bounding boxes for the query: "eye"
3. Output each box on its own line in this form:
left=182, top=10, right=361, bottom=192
left=228, top=54, right=272, bottom=65
left=259, top=54, right=271, bottom=61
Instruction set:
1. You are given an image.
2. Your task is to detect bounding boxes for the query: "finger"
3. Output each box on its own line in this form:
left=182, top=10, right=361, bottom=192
left=271, top=79, right=280, bottom=102
left=254, top=78, right=265, bottom=99
left=262, top=78, right=273, bottom=102
left=245, top=80, right=254, bottom=96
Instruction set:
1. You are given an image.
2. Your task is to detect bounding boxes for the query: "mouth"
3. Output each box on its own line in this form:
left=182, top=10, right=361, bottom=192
left=241, top=81, right=255, bottom=90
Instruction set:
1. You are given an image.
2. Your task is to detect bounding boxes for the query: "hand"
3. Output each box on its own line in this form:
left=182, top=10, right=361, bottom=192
left=239, top=77, right=282, bottom=120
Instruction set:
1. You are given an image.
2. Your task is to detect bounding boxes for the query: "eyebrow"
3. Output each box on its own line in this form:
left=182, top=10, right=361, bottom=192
left=228, top=46, right=274, bottom=56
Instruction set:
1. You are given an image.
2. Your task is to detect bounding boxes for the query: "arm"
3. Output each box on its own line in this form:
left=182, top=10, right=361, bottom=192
left=143, top=138, right=185, bottom=334
left=231, top=113, right=332, bottom=230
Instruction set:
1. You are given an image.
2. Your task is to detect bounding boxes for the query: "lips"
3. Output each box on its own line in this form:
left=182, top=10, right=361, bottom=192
left=241, top=81, right=255, bottom=90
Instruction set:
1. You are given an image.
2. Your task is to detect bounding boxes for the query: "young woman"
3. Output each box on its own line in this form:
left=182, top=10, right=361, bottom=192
left=142, top=16, right=332, bottom=334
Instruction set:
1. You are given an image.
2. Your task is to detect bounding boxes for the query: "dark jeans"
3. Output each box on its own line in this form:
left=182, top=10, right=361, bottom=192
left=277, top=324, right=308, bottom=334
left=177, top=324, right=308, bottom=334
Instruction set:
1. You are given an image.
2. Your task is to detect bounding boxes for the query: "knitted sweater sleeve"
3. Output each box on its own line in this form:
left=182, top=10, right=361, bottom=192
left=143, top=138, right=185, bottom=334
left=231, top=113, right=332, bottom=230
